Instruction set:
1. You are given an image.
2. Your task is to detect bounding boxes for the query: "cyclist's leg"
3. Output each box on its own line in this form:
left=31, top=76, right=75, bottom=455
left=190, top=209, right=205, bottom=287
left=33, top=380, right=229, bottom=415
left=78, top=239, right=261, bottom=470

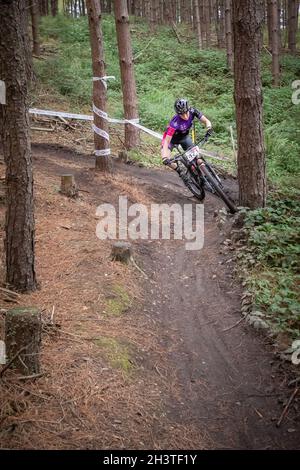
left=161, top=141, right=177, bottom=170
left=179, top=134, right=193, bottom=151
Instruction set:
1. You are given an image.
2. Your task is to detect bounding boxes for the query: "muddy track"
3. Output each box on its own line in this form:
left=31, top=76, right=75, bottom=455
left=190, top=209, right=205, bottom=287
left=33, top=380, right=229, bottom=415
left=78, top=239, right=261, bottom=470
left=33, top=144, right=299, bottom=450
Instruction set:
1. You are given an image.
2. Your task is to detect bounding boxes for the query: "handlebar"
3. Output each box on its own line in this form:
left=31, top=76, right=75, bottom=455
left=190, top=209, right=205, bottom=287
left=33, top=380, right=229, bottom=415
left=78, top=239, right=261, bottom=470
left=168, top=131, right=211, bottom=164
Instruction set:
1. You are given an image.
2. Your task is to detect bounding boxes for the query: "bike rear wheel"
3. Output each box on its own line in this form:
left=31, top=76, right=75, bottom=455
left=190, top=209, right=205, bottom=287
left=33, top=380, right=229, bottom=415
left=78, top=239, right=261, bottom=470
left=201, top=165, right=236, bottom=213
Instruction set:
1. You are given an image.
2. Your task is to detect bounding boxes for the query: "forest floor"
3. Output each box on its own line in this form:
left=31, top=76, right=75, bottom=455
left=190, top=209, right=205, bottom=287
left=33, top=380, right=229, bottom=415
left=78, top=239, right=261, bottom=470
left=0, top=136, right=299, bottom=450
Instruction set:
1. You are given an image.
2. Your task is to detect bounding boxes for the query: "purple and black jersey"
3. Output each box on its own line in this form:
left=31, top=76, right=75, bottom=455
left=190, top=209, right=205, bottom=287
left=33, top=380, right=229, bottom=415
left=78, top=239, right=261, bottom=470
left=162, top=107, right=203, bottom=145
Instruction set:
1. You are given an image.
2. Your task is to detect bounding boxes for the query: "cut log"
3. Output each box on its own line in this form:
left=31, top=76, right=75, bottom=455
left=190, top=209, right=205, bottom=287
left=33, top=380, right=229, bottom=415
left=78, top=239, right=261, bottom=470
left=111, top=242, right=132, bottom=264
left=60, top=174, right=78, bottom=198
left=5, top=307, right=42, bottom=375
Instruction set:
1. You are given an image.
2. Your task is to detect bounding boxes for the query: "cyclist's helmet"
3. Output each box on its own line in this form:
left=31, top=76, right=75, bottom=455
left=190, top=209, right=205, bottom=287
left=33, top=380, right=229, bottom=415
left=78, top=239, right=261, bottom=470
left=174, top=98, right=189, bottom=115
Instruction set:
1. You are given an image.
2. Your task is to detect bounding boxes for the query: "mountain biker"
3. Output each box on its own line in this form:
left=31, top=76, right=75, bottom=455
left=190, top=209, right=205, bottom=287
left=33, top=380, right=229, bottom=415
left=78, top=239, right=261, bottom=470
left=161, top=98, right=213, bottom=179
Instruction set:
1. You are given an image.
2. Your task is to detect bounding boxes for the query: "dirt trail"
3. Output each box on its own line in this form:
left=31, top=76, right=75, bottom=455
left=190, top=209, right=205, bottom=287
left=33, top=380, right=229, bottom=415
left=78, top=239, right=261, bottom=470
left=32, top=144, right=300, bottom=449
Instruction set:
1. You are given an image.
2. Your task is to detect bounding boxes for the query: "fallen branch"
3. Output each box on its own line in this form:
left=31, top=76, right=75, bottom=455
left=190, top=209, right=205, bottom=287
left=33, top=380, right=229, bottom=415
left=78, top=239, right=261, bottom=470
left=288, top=377, right=300, bottom=387
left=78, top=188, right=90, bottom=193
left=134, top=37, right=155, bottom=61
left=172, top=21, right=182, bottom=44
left=276, top=387, right=299, bottom=428
left=31, top=126, right=54, bottom=132
left=33, top=54, right=46, bottom=60
left=263, top=45, right=272, bottom=56
left=130, top=257, right=149, bottom=279
left=0, top=345, right=28, bottom=378
left=222, top=316, right=245, bottom=332
left=0, top=287, right=20, bottom=297
left=17, top=373, right=44, bottom=381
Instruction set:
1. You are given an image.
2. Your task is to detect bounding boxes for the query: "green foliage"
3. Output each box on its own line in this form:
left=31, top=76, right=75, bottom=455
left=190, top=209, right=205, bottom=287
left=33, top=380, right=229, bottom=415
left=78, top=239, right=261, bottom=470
left=36, top=14, right=300, bottom=194
left=93, top=336, right=133, bottom=373
left=242, top=198, right=300, bottom=337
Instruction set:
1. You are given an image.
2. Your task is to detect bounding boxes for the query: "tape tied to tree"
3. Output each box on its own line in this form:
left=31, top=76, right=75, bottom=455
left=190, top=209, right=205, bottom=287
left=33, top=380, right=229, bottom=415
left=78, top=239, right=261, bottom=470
left=92, top=123, right=109, bottom=141
left=93, top=75, right=116, bottom=89
left=94, top=149, right=111, bottom=157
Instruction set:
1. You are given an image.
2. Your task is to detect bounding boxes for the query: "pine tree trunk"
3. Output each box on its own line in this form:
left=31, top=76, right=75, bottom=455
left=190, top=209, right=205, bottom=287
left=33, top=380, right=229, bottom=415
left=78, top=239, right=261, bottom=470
left=51, top=0, right=58, bottom=16
left=0, top=0, right=37, bottom=292
left=113, top=0, right=140, bottom=150
left=225, top=0, right=233, bottom=71
left=180, top=0, right=188, bottom=22
left=267, top=0, right=273, bottom=49
left=199, top=0, right=206, bottom=45
left=24, top=0, right=35, bottom=84
left=39, top=0, right=48, bottom=16
left=277, top=0, right=282, bottom=50
left=86, top=0, right=111, bottom=171
left=194, top=0, right=203, bottom=49
left=164, top=0, right=173, bottom=24
left=204, top=0, right=211, bottom=47
left=219, top=0, right=225, bottom=47
left=30, top=0, right=41, bottom=56
left=288, top=0, right=297, bottom=53
left=150, top=0, right=156, bottom=30
left=271, top=0, right=280, bottom=86
left=233, top=0, right=266, bottom=209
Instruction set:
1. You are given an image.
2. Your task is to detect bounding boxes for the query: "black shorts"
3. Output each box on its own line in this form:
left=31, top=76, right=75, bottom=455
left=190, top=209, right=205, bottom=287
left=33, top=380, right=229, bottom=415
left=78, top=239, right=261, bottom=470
left=169, top=133, right=193, bottom=151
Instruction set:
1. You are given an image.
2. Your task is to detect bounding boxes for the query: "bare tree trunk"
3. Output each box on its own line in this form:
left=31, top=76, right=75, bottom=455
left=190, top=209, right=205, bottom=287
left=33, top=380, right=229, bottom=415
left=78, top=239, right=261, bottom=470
left=233, top=0, right=266, bottom=209
left=150, top=0, right=156, bottom=30
left=204, top=0, right=211, bottom=47
left=24, top=0, right=35, bottom=84
left=164, top=0, right=173, bottom=24
left=143, top=0, right=150, bottom=20
left=199, top=0, right=206, bottom=45
left=113, top=0, right=140, bottom=150
left=86, top=0, right=111, bottom=171
left=225, top=0, right=233, bottom=71
left=267, top=0, right=273, bottom=49
left=180, top=0, right=188, bottom=22
left=271, top=0, right=280, bottom=86
left=39, top=0, right=48, bottom=15
left=51, top=0, right=58, bottom=16
left=288, top=0, right=298, bottom=53
left=194, top=0, right=203, bottom=48
left=217, top=0, right=225, bottom=47
left=0, top=0, right=37, bottom=292
left=276, top=0, right=282, bottom=50
left=30, top=0, right=41, bottom=56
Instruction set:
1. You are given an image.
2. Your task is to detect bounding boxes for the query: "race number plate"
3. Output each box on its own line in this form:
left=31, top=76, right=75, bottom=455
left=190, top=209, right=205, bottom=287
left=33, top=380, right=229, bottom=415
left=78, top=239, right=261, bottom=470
left=185, top=146, right=200, bottom=162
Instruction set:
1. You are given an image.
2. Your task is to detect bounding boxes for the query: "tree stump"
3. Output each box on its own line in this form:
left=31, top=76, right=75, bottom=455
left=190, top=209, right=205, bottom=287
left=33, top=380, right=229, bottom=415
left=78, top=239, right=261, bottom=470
left=60, top=174, right=78, bottom=198
left=5, top=307, right=42, bottom=375
left=111, top=242, right=132, bottom=264
left=118, top=150, right=128, bottom=163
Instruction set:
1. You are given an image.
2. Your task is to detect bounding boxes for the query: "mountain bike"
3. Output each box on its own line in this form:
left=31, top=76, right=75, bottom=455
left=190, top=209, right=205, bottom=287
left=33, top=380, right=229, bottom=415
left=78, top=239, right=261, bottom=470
left=169, top=132, right=237, bottom=214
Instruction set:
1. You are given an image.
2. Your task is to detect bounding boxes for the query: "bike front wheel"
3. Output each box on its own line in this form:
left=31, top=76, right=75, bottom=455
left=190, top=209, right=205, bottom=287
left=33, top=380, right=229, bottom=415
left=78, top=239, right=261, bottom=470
left=181, top=171, right=205, bottom=201
left=201, top=165, right=236, bottom=213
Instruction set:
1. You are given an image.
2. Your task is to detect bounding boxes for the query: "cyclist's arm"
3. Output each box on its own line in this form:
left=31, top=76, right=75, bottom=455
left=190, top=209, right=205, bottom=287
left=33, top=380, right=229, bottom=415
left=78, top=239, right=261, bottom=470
left=161, top=135, right=172, bottom=160
left=161, top=126, right=175, bottom=160
left=200, top=115, right=212, bottom=129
